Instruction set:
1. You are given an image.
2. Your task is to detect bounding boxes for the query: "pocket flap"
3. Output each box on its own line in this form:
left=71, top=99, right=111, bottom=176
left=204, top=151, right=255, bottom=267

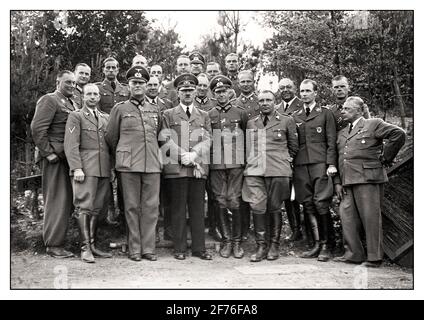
left=362, top=161, right=382, bottom=169
left=117, top=146, right=131, bottom=153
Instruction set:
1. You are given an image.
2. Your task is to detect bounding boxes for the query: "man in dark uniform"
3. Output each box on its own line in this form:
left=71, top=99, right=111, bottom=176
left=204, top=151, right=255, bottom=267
left=64, top=84, right=112, bottom=263
left=225, top=53, right=241, bottom=97
left=292, top=79, right=338, bottom=262
left=160, top=73, right=213, bottom=261
left=96, top=57, right=130, bottom=115
left=275, top=78, right=304, bottom=242
left=208, top=75, right=248, bottom=258
left=105, top=66, right=162, bottom=262
left=189, top=51, right=206, bottom=77
left=329, top=75, right=370, bottom=132
left=242, top=90, right=299, bottom=262
left=72, top=63, right=91, bottom=109
left=233, top=70, right=260, bottom=241
left=31, top=70, right=76, bottom=258
left=333, top=97, right=405, bottom=267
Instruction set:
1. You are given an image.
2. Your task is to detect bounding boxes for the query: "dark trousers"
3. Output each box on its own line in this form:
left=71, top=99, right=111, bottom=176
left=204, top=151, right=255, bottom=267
left=42, top=158, right=73, bottom=247
left=72, top=177, right=110, bottom=216
left=167, top=177, right=206, bottom=253
left=120, top=172, right=160, bottom=256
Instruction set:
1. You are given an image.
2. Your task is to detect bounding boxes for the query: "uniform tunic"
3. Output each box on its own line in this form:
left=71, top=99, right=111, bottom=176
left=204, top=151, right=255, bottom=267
left=30, top=90, right=75, bottom=247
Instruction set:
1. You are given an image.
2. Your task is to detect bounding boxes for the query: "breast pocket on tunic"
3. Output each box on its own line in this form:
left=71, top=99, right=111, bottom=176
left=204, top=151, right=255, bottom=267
left=121, top=113, right=140, bottom=130
left=272, top=128, right=286, bottom=140
left=356, top=133, right=374, bottom=149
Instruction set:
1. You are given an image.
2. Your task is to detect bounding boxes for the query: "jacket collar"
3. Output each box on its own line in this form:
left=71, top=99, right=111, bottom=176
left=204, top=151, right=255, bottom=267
left=54, top=90, right=75, bottom=111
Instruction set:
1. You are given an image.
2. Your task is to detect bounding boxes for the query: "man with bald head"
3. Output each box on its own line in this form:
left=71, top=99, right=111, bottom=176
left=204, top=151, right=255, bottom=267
left=132, top=54, right=148, bottom=69
left=275, top=77, right=304, bottom=241
left=276, top=78, right=303, bottom=115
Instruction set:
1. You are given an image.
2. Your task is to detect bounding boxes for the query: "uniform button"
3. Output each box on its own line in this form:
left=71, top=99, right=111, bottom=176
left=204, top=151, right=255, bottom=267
left=343, top=152, right=346, bottom=155
left=343, top=159, right=346, bottom=162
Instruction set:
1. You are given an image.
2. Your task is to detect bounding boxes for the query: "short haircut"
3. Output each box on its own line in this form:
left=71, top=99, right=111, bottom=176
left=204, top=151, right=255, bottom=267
left=56, top=70, right=74, bottom=80
left=74, top=63, right=91, bottom=72
left=332, top=75, right=349, bottom=84
left=279, top=78, right=296, bottom=87
left=258, top=90, right=276, bottom=100
left=225, top=53, right=238, bottom=61
left=177, top=55, right=190, bottom=61
left=345, top=96, right=364, bottom=112
left=150, top=64, right=162, bottom=71
left=206, top=61, right=221, bottom=70
left=83, top=83, right=99, bottom=94
left=103, top=57, right=119, bottom=67
left=301, top=79, right=318, bottom=91
left=238, top=70, right=254, bottom=80
left=197, top=73, right=209, bottom=83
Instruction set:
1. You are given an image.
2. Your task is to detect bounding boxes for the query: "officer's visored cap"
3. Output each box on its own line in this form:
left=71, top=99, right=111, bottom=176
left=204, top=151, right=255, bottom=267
left=174, top=73, right=199, bottom=90
left=210, top=75, right=232, bottom=91
left=189, top=51, right=206, bottom=65
left=126, top=66, right=150, bottom=82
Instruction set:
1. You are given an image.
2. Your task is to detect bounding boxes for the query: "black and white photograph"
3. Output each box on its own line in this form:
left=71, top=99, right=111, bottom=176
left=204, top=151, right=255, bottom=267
left=5, top=1, right=419, bottom=300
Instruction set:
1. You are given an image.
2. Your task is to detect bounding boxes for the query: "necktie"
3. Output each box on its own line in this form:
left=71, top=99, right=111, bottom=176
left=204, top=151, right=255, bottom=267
left=305, top=107, right=311, bottom=117
left=186, top=106, right=191, bottom=119
left=348, top=123, right=353, bottom=134
left=284, top=102, right=289, bottom=112
left=93, top=110, right=99, bottom=122
left=263, top=115, right=269, bottom=127
left=111, top=81, right=116, bottom=91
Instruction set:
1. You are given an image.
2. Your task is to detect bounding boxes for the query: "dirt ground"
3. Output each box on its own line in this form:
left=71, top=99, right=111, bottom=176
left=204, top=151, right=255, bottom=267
left=11, top=234, right=413, bottom=290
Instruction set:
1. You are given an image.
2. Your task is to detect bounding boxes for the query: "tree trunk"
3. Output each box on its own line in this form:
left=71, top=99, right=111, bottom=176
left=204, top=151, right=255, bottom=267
left=393, top=67, right=407, bottom=129
left=25, top=123, right=32, bottom=176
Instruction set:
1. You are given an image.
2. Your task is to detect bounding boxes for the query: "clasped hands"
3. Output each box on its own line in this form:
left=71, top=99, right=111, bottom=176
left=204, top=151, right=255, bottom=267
left=181, top=151, right=203, bottom=178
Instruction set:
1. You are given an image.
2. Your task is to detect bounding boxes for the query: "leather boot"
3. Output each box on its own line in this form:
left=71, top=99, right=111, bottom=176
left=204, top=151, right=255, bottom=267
left=77, top=213, right=95, bottom=263
left=250, top=213, right=268, bottom=262
left=300, top=203, right=321, bottom=258
left=218, top=208, right=232, bottom=258
left=287, top=200, right=302, bottom=241
left=240, top=201, right=251, bottom=241
left=90, top=215, right=112, bottom=258
left=231, top=208, right=244, bottom=259
left=317, top=213, right=332, bottom=262
left=267, top=211, right=282, bottom=260
left=208, top=202, right=222, bottom=241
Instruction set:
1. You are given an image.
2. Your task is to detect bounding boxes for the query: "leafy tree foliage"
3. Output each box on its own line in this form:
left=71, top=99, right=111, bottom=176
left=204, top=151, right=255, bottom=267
left=261, top=10, right=413, bottom=120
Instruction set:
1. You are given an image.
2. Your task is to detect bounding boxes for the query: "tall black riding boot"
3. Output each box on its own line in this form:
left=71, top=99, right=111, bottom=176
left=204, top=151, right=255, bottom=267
left=208, top=201, right=222, bottom=241
left=250, top=213, right=268, bottom=262
left=77, top=213, right=95, bottom=263
left=300, top=203, right=321, bottom=258
left=240, top=201, right=251, bottom=241
left=286, top=200, right=303, bottom=241
left=90, top=215, right=112, bottom=258
left=267, top=211, right=283, bottom=260
left=317, top=212, right=332, bottom=262
left=231, top=208, right=244, bottom=258
left=218, top=208, right=232, bottom=258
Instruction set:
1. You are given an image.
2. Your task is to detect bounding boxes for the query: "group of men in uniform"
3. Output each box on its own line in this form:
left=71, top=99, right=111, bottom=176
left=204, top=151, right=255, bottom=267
left=30, top=51, right=406, bottom=268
